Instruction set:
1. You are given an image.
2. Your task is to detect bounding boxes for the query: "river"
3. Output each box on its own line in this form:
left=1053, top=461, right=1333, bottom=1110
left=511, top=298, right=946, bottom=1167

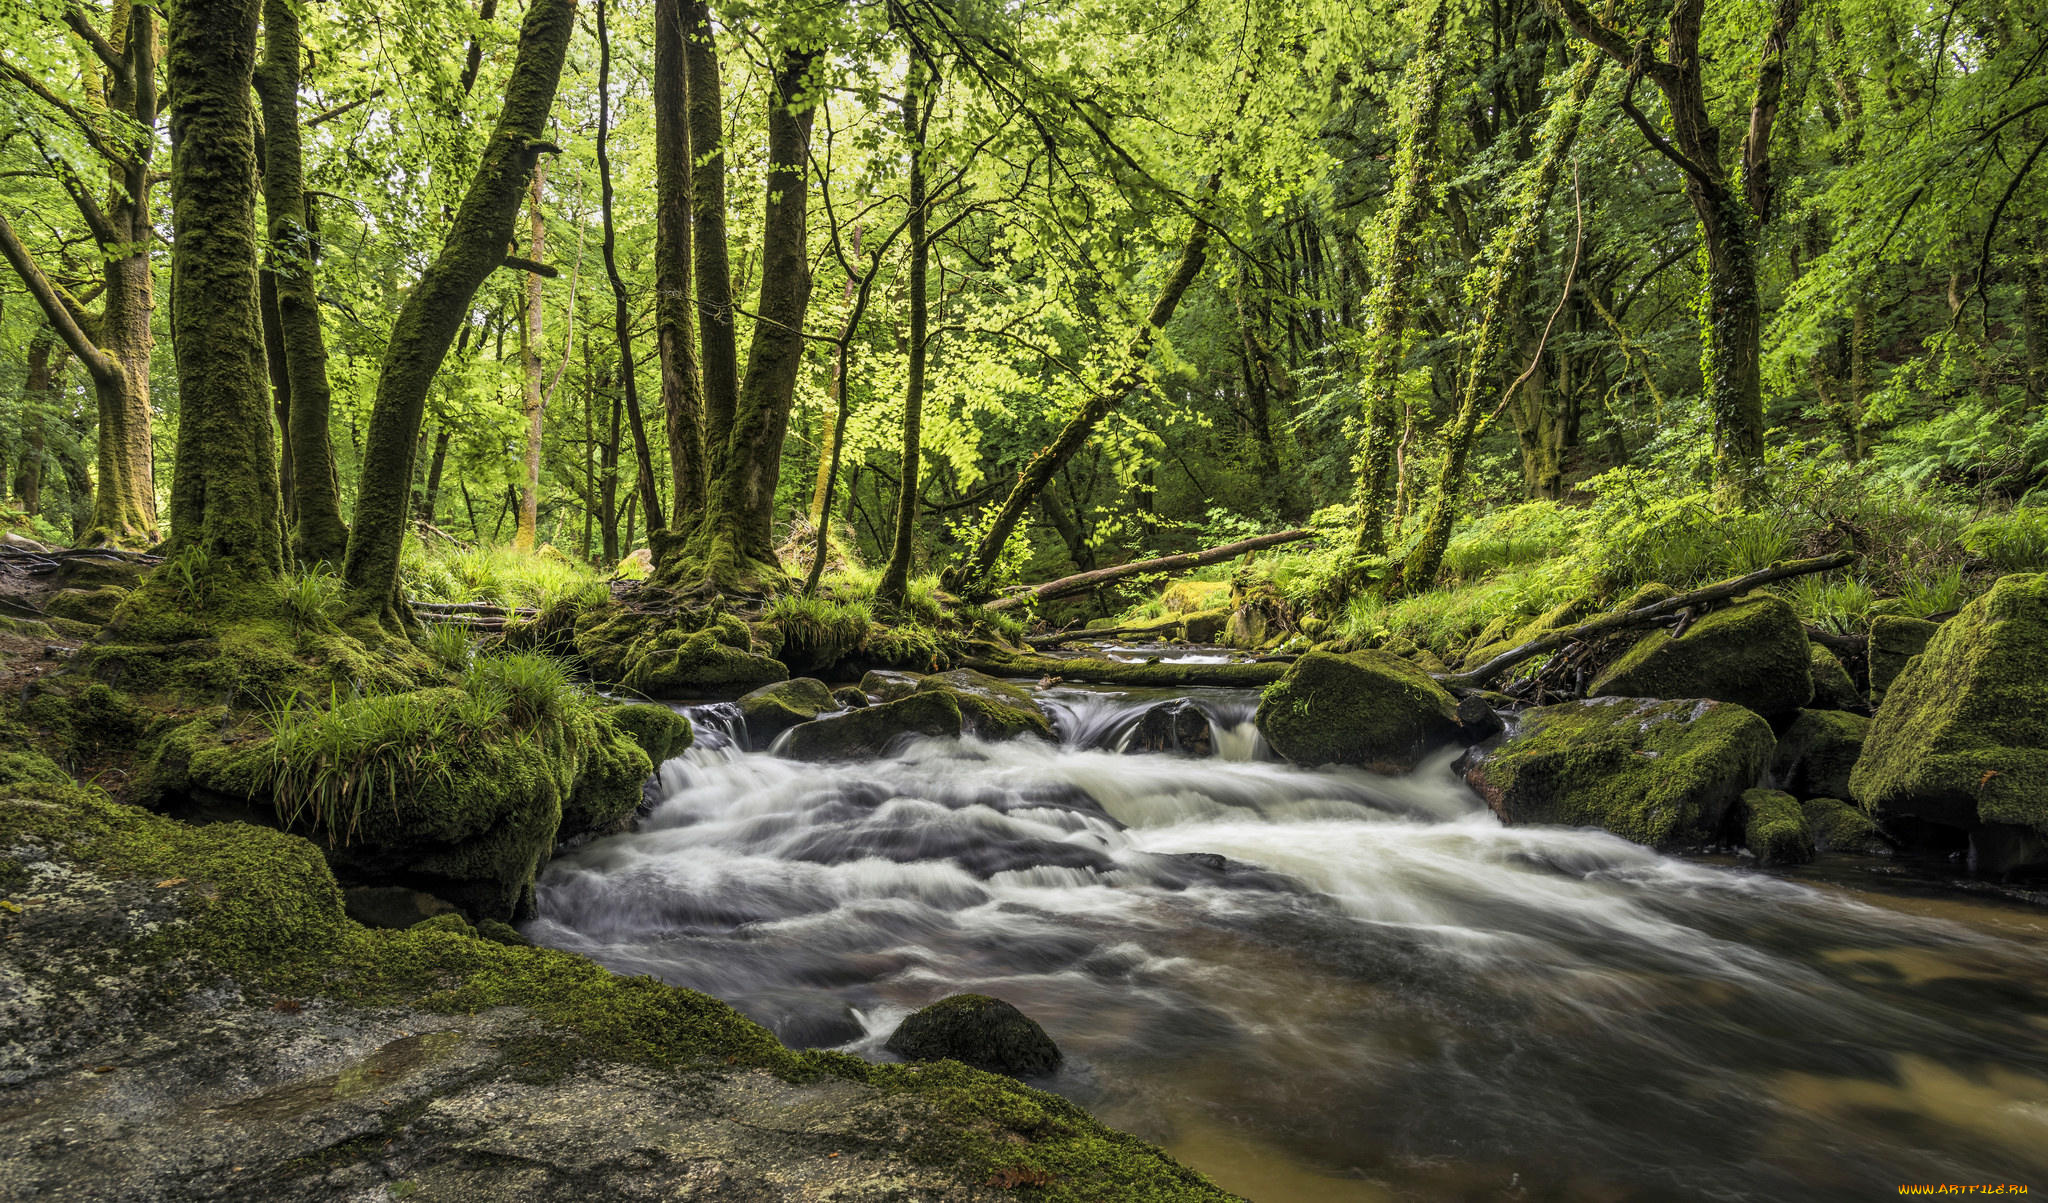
left=532, top=683, right=2048, bottom=1200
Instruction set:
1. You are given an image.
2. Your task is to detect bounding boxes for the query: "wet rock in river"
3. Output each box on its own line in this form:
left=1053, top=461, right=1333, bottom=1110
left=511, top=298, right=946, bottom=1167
left=915, top=669, right=1053, bottom=741
left=1589, top=595, right=1813, bottom=720
left=885, top=994, right=1062, bottom=1078
left=1800, top=797, right=1890, bottom=856
left=737, top=677, right=837, bottom=744
left=781, top=691, right=964, bottom=760
left=1740, top=788, right=1814, bottom=865
left=859, top=668, right=924, bottom=703
left=1255, top=649, right=1463, bottom=772
left=1464, top=696, right=1775, bottom=850
left=1771, top=709, right=1869, bottom=800
left=1124, top=699, right=1212, bottom=755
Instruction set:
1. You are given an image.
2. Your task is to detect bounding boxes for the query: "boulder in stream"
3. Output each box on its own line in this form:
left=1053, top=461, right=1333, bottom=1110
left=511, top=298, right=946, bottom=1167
left=737, top=677, right=838, bottom=744
left=1770, top=709, right=1869, bottom=800
left=860, top=668, right=924, bottom=703
left=1739, top=788, right=1815, bottom=865
left=1125, top=699, right=1213, bottom=755
left=1255, top=649, right=1463, bottom=772
left=1589, top=595, right=1813, bottom=719
left=884, top=994, right=1063, bottom=1078
left=915, top=669, right=1053, bottom=741
left=781, top=690, right=964, bottom=760
left=1464, top=696, right=1775, bottom=850
left=1801, top=797, right=1891, bottom=856
left=604, top=702, right=693, bottom=766
left=1809, top=643, right=1865, bottom=712
left=1850, top=573, right=2048, bottom=874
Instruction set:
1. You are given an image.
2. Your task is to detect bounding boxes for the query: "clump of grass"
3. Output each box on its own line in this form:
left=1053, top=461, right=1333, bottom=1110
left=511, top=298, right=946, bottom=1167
left=1900, top=564, right=1968, bottom=617
left=401, top=541, right=605, bottom=613
left=761, top=592, right=874, bottom=669
left=281, top=567, right=343, bottom=634
left=1439, top=501, right=1587, bottom=583
left=423, top=622, right=475, bottom=671
left=1962, top=507, right=2048, bottom=572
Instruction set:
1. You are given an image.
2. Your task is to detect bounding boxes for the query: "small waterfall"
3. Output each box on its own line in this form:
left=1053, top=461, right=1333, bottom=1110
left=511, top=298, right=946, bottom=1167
left=1039, top=685, right=1269, bottom=762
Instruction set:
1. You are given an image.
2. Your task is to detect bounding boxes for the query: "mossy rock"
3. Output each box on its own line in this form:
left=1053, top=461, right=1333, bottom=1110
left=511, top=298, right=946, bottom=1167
left=199, top=684, right=645, bottom=922
left=1867, top=614, right=1940, bottom=707
left=1464, top=697, right=1775, bottom=849
left=1801, top=797, right=1890, bottom=856
left=0, top=747, right=70, bottom=787
left=624, top=629, right=789, bottom=698
left=1809, top=643, right=1864, bottom=712
left=1254, top=649, right=1462, bottom=772
left=831, top=686, right=869, bottom=709
left=0, top=782, right=1232, bottom=1201
left=1589, top=595, right=1813, bottom=719
left=1739, top=788, right=1814, bottom=865
left=738, top=677, right=838, bottom=745
left=605, top=702, right=693, bottom=765
left=1770, top=709, right=1869, bottom=800
left=782, top=691, right=964, bottom=761
left=861, top=669, right=924, bottom=703
left=885, top=994, right=1062, bottom=1078
left=1849, top=574, right=2048, bottom=861
left=573, top=604, right=788, bottom=698
left=915, top=669, right=1051, bottom=741
left=1182, top=609, right=1229, bottom=643
left=43, top=585, right=128, bottom=625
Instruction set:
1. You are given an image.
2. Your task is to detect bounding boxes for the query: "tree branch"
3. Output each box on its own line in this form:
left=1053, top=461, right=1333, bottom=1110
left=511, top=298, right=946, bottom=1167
left=0, top=211, right=116, bottom=384
left=984, top=527, right=1317, bottom=611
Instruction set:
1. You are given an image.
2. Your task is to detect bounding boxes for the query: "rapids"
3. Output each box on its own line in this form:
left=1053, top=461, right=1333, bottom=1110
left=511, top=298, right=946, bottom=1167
left=533, top=684, right=2048, bottom=1200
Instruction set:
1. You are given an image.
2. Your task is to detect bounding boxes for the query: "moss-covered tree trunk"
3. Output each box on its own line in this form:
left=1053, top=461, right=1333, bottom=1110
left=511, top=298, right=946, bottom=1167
left=941, top=217, right=1212, bottom=599
left=165, top=0, right=281, bottom=576
left=654, top=0, right=708, bottom=522
left=1344, top=0, right=1451, bottom=578
left=254, top=0, right=348, bottom=566
left=515, top=165, right=547, bottom=552
left=876, top=51, right=930, bottom=607
left=683, top=46, right=820, bottom=586
left=340, top=0, right=576, bottom=614
left=1392, top=48, right=1602, bottom=596
left=0, top=0, right=160, bottom=547
left=13, top=330, right=54, bottom=516
left=683, top=0, right=739, bottom=472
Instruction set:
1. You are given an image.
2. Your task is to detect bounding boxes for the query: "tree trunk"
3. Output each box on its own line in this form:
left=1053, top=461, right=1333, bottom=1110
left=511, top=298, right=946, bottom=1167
left=595, top=0, right=668, bottom=538
left=165, top=0, right=281, bottom=576
left=1395, top=47, right=1601, bottom=596
left=601, top=386, right=623, bottom=562
left=687, top=45, right=820, bottom=585
left=259, top=267, right=294, bottom=523
left=341, top=0, right=576, bottom=613
left=13, top=332, right=54, bottom=516
left=516, top=164, right=547, bottom=551
left=255, top=0, right=348, bottom=565
left=682, top=0, right=739, bottom=469
left=942, top=214, right=1213, bottom=598
left=1346, top=0, right=1451, bottom=572
left=877, top=52, right=930, bottom=606
left=654, top=0, right=708, bottom=521
left=421, top=427, right=451, bottom=527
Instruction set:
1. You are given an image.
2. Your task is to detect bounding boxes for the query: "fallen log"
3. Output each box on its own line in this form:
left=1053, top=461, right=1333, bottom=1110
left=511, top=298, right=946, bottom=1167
left=984, top=528, right=1315, bottom=613
left=1435, top=550, right=1859, bottom=689
left=410, top=600, right=539, bottom=618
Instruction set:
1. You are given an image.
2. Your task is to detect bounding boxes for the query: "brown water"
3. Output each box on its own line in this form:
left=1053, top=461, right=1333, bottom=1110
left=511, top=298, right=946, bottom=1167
left=533, top=687, right=2048, bottom=1201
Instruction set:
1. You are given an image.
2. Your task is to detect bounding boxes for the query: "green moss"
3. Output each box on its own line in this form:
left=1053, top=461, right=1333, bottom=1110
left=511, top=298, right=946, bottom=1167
left=1801, top=797, right=1890, bottom=855
left=2, top=780, right=1228, bottom=1199
left=1850, top=574, right=2048, bottom=837
left=916, top=669, right=1052, bottom=741
left=783, top=691, right=963, bottom=761
left=560, top=718, right=651, bottom=843
left=1740, top=788, right=1814, bottom=865
left=737, top=677, right=837, bottom=742
left=1867, top=614, right=1939, bottom=706
left=1466, top=697, right=1776, bottom=848
left=1809, top=643, right=1863, bottom=711
left=605, top=702, right=693, bottom=765
left=1255, top=649, right=1461, bottom=771
left=0, top=748, right=69, bottom=787
left=1590, top=594, right=1814, bottom=718
left=44, top=585, right=129, bottom=625
left=1770, top=709, right=1868, bottom=800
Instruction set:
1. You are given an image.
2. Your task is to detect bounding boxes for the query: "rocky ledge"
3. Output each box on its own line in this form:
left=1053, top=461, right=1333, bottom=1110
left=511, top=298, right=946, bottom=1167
left=0, top=782, right=1235, bottom=1202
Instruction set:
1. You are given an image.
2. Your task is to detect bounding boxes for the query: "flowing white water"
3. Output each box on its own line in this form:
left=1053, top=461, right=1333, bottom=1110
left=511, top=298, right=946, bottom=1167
left=534, top=686, right=2048, bottom=1200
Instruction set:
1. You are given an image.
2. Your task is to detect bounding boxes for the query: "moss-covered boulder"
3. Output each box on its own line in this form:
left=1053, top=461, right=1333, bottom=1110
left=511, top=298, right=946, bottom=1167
left=915, top=669, right=1052, bottom=741
left=1589, top=595, right=1813, bottom=719
left=605, top=702, right=693, bottom=765
left=782, top=691, right=964, bottom=761
left=738, top=677, right=838, bottom=744
left=1801, top=797, right=1890, bottom=855
left=43, top=584, right=128, bottom=625
left=1740, top=788, right=1814, bottom=865
left=885, top=994, right=1062, bottom=1078
left=1867, top=614, right=1940, bottom=707
left=1770, top=709, right=1869, bottom=800
left=1255, top=649, right=1462, bottom=772
left=1464, top=697, right=1776, bottom=849
left=1849, top=574, right=2048, bottom=871
left=861, top=668, right=923, bottom=702
left=191, top=660, right=649, bottom=921
left=1809, top=643, right=1864, bottom=712
left=574, top=605, right=788, bottom=698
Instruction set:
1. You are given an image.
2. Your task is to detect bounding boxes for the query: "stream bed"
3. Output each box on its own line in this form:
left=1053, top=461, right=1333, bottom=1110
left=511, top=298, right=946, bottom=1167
left=532, top=684, right=2048, bottom=1201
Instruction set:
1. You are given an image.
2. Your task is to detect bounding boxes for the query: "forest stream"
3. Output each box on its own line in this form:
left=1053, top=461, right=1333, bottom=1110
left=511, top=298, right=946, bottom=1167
left=530, top=674, right=2048, bottom=1202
